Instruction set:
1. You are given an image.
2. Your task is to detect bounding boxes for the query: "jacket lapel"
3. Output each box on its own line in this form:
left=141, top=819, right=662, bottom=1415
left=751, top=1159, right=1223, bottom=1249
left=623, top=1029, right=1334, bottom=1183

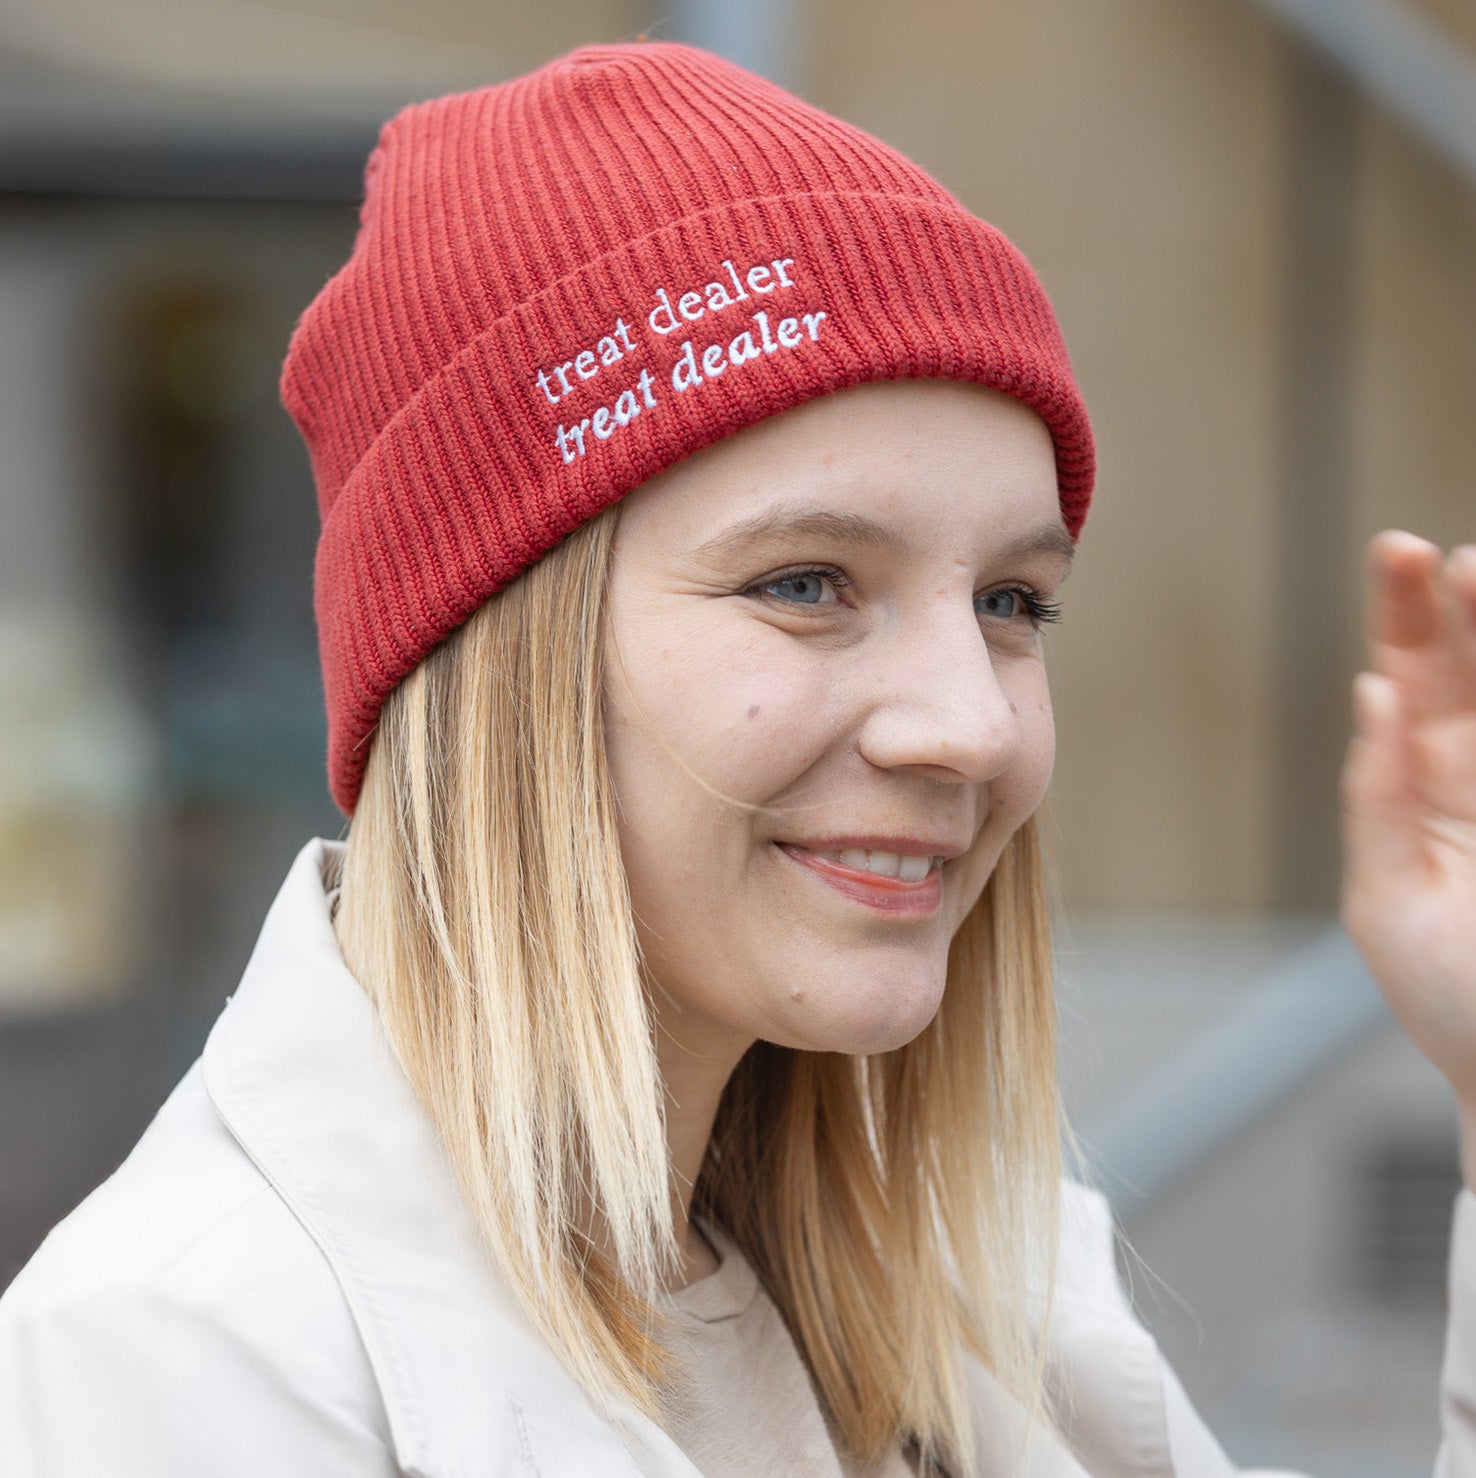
left=202, top=838, right=696, bottom=1477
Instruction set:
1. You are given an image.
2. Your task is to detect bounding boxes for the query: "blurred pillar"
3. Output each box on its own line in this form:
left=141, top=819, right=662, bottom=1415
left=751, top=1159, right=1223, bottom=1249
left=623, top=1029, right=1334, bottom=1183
left=1271, top=42, right=1360, bottom=908
left=669, top=0, right=806, bottom=90
left=0, top=218, right=160, bottom=1006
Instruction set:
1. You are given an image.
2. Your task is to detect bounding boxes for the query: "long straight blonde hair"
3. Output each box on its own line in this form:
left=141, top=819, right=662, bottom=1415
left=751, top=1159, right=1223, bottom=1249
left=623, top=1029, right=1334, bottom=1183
left=331, top=498, right=1065, bottom=1475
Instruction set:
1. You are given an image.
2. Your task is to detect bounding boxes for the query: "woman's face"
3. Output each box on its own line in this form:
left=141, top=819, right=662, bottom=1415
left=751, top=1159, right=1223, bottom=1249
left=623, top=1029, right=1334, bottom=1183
left=602, top=380, right=1069, bottom=1068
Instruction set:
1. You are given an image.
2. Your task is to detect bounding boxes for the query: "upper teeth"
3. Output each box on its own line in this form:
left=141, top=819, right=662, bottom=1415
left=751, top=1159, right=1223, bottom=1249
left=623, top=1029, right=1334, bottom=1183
left=812, top=848, right=936, bottom=883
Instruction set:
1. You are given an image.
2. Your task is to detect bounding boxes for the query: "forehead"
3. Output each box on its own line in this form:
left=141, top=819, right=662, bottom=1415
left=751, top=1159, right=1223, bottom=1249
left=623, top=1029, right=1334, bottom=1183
left=615, top=380, right=1064, bottom=555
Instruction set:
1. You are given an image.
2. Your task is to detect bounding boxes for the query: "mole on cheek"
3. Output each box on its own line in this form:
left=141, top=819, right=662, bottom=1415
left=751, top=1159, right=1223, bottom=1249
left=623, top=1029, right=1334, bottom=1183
left=747, top=704, right=761, bottom=718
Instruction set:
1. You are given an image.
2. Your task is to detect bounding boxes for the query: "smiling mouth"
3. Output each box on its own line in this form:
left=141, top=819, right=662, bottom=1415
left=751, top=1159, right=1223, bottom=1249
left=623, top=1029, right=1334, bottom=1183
left=789, top=846, right=940, bottom=883
left=774, top=843, right=943, bottom=915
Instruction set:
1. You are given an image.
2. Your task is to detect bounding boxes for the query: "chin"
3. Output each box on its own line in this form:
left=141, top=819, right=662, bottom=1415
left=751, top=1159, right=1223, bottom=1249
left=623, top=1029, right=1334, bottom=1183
left=774, top=973, right=947, bottom=1057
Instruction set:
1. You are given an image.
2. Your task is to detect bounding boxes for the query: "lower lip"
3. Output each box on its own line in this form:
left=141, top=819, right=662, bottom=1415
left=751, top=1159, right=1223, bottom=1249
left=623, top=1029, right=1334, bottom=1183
left=776, top=843, right=942, bottom=916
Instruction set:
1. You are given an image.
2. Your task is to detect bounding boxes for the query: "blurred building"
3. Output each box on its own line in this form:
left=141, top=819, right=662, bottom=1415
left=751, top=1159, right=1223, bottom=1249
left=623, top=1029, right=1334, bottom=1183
left=1, top=2, right=1472, bottom=1473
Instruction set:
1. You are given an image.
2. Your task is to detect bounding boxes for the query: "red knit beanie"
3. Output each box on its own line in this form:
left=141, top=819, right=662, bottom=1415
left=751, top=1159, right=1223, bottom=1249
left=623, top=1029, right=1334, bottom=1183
left=281, top=40, right=1095, bottom=816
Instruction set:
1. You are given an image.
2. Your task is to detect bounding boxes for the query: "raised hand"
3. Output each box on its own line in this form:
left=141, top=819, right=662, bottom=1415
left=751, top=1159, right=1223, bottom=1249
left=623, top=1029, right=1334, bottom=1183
left=1340, top=532, right=1476, bottom=1149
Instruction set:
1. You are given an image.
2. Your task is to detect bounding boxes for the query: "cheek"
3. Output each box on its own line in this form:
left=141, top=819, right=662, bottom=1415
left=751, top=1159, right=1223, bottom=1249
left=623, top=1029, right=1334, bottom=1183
left=1024, top=695, right=1057, bottom=801
left=949, top=671, right=1055, bottom=918
left=600, top=628, right=834, bottom=923
left=1006, top=663, right=1057, bottom=804
left=607, top=617, right=836, bottom=807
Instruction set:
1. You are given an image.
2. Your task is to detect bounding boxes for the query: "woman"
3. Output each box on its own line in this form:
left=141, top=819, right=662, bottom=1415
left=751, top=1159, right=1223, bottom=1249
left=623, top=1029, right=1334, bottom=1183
left=2, top=39, right=1473, bottom=1478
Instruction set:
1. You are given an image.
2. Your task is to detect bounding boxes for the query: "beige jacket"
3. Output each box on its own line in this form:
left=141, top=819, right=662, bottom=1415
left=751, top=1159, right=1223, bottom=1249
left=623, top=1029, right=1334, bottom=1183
left=2, top=836, right=1472, bottom=1476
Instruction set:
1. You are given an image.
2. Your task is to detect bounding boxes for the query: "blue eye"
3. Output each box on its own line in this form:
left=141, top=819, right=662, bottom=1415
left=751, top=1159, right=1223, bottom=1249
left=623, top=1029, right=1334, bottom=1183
left=750, top=567, right=847, bottom=605
left=976, top=589, right=1023, bottom=620
left=976, top=586, right=1063, bottom=627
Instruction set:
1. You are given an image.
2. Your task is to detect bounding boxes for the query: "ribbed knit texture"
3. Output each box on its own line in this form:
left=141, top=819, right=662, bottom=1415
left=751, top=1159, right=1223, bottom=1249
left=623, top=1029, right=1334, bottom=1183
left=280, top=41, right=1095, bottom=814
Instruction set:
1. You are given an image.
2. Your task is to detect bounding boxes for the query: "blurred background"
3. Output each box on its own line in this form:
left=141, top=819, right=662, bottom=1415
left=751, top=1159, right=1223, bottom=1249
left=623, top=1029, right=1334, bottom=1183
left=0, top=0, right=1472, bottom=1471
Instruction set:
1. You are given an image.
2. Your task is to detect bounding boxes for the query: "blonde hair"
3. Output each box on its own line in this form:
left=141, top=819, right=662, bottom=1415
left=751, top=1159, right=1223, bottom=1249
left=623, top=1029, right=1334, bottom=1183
left=331, top=501, right=1065, bottom=1475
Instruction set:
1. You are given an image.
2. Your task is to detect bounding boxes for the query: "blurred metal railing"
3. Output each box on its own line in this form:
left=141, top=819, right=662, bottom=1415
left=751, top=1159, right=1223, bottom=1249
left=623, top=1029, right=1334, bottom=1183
left=1249, top=0, right=1476, bottom=184
left=1084, top=927, right=1391, bottom=1215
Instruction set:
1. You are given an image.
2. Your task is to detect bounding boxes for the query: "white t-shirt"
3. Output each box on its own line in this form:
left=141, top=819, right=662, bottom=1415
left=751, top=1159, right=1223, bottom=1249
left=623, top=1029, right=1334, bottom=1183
left=663, top=1222, right=919, bottom=1478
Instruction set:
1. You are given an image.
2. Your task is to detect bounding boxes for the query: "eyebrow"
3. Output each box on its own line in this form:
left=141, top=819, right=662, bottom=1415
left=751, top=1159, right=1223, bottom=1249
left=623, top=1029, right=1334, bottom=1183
left=689, top=505, right=1076, bottom=567
left=998, top=522, right=1077, bottom=564
left=692, top=508, right=891, bottom=561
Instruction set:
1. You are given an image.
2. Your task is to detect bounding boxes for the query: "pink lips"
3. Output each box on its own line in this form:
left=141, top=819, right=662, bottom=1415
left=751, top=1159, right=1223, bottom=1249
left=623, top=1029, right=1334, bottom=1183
left=776, top=843, right=943, bottom=916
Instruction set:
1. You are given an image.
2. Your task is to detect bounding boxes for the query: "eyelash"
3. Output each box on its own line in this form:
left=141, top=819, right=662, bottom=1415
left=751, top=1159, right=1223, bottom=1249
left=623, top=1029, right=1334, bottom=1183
left=744, top=565, right=1063, bottom=628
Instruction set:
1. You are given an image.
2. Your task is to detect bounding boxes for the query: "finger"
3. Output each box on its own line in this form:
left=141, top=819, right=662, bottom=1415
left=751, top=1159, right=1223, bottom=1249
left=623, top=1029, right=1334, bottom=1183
left=1367, top=530, right=1465, bottom=721
left=1438, top=544, right=1476, bottom=711
left=1341, top=670, right=1423, bottom=894
left=1367, top=529, right=1444, bottom=655
left=1447, top=544, right=1476, bottom=657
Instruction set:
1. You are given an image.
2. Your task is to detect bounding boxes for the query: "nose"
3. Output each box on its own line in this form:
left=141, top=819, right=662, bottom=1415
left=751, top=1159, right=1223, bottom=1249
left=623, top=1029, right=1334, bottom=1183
left=854, top=607, right=1025, bottom=784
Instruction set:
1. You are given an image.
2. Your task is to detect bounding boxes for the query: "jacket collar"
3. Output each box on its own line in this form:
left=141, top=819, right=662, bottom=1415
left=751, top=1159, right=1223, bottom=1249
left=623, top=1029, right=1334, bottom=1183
left=202, top=838, right=1100, bottom=1478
